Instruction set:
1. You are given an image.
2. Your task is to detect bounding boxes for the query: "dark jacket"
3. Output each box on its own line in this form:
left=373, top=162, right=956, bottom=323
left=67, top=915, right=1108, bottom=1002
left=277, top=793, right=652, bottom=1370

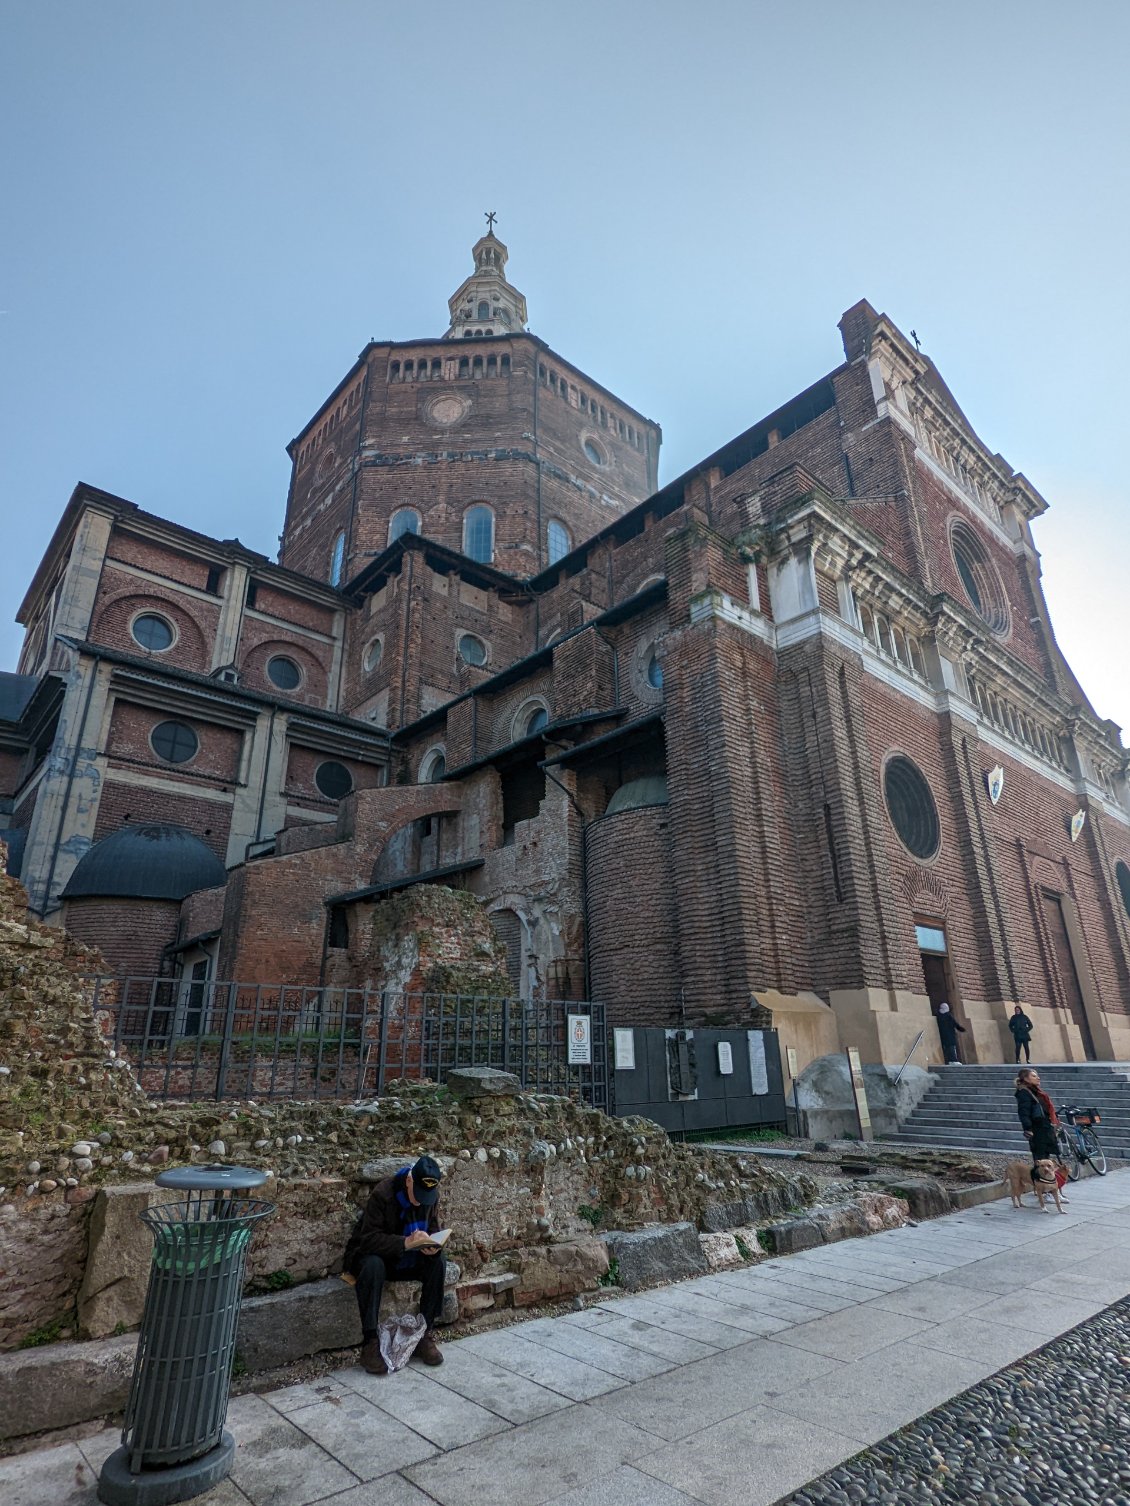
left=1016, top=1085, right=1057, bottom=1154
left=343, top=1172, right=441, bottom=1276
left=936, top=1012, right=965, bottom=1049
left=1008, top=1012, right=1033, bottom=1043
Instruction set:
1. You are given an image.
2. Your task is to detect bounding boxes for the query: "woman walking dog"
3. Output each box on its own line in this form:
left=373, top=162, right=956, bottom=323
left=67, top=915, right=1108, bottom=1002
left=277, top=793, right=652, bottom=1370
left=1015, top=1067, right=1068, bottom=1203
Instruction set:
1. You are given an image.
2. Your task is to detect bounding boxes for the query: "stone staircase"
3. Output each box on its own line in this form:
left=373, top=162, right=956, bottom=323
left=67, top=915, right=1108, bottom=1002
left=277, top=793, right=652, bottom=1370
left=887, top=1063, right=1130, bottom=1158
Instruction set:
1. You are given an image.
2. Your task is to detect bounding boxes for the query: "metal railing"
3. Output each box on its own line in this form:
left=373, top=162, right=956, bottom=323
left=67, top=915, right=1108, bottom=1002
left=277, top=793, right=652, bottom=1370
left=86, top=976, right=608, bottom=1109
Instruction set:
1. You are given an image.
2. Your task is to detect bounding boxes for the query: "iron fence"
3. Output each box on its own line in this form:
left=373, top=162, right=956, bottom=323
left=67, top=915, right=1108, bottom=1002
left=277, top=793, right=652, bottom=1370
left=86, top=976, right=608, bottom=1109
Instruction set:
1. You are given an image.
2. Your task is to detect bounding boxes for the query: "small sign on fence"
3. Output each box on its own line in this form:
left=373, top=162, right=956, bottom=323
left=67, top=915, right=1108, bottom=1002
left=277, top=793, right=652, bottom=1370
left=613, top=1028, right=636, bottom=1071
left=716, top=1041, right=734, bottom=1076
left=567, top=1014, right=592, bottom=1065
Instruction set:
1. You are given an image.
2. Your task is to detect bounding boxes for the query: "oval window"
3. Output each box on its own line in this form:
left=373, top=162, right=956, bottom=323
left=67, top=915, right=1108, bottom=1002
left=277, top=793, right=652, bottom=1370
left=458, top=633, right=487, bottom=666
left=364, top=638, right=383, bottom=673
left=132, top=613, right=174, bottom=652
left=267, top=655, right=301, bottom=691
left=1116, top=860, right=1130, bottom=921
left=883, top=754, right=940, bottom=860
left=583, top=439, right=604, bottom=466
left=647, top=653, right=663, bottom=690
left=151, top=719, right=198, bottom=764
left=315, top=760, right=353, bottom=801
left=950, top=521, right=1009, bottom=635
left=525, top=706, right=549, bottom=736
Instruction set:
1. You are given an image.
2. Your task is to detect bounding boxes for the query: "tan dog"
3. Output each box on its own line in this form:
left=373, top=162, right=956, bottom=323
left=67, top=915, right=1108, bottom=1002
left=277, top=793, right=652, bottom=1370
left=1006, top=1158, right=1066, bottom=1213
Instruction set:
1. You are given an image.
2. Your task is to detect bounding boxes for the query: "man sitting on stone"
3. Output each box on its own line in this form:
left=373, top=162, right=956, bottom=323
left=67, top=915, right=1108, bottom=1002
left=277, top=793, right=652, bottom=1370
left=343, top=1154, right=447, bottom=1375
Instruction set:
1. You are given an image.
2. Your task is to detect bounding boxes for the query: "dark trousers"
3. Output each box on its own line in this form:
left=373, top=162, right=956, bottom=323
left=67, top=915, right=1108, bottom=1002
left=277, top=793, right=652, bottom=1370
left=1014, top=1040, right=1031, bottom=1063
left=355, top=1253, right=446, bottom=1341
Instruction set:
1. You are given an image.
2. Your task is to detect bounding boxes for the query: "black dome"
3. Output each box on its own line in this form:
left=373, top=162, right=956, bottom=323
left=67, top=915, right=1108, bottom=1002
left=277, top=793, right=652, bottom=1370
left=61, top=824, right=227, bottom=902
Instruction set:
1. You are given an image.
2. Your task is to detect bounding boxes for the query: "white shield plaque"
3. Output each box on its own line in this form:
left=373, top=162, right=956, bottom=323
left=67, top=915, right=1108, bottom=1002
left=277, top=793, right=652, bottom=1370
left=987, top=765, right=1004, bottom=805
left=1070, top=808, right=1087, bottom=843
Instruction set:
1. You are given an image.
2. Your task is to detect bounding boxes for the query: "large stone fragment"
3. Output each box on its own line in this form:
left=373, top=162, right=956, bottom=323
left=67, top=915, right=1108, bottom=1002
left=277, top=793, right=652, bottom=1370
left=0, top=1333, right=137, bottom=1440
left=446, top=1066, right=522, bottom=1101
left=760, top=1217, right=824, bottom=1255
left=870, top=1177, right=950, bottom=1220
left=509, top=1238, right=609, bottom=1307
left=699, top=1191, right=794, bottom=1232
left=601, top=1223, right=706, bottom=1292
left=699, top=1232, right=742, bottom=1271
left=77, top=1182, right=164, bottom=1339
left=237, top=1279, right=359, bottom=1372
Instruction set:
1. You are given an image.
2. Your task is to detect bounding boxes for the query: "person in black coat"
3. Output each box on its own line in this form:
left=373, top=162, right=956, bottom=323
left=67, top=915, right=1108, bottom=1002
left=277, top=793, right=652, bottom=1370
left=1015, top=1067, right=1060, bottom=1163
left=935, top=1001, right=966, bottom=1064
left=1008, top=1005, right=1034, bottom=1064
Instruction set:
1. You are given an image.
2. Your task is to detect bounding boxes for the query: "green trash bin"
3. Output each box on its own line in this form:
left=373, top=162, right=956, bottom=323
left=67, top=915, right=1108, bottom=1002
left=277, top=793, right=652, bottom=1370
left=98, top=1165, right=274, bottom=1506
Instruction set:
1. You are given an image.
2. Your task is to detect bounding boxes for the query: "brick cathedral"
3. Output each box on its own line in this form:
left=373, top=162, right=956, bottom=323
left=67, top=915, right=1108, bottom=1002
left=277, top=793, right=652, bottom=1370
left=3, top=226, right=1129, bottom=1076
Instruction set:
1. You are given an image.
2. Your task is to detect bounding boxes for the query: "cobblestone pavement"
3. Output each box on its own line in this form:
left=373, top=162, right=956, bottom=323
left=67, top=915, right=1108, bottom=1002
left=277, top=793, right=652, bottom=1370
left=4, top=1169, right=1130, bottom=1506
left=782, top=1297, right=1130, bottom=1506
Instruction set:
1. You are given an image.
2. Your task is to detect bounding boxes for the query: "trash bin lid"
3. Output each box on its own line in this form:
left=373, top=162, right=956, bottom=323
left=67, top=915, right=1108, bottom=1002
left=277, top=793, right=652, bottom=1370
left=155, top=1164, right=269, bottom=1192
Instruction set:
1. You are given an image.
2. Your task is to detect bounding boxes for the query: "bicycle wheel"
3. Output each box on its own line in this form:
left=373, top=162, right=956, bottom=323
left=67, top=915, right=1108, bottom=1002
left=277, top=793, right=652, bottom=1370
left=1056, top=1126, right=1082, bottom=1181
left=1082, top=1130, right=1107, bottom=1175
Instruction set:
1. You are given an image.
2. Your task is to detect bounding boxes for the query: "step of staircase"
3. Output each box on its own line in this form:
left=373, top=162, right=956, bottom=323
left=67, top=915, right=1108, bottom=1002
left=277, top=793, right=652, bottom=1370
left=885, top=1063, right=1130, bottom=1157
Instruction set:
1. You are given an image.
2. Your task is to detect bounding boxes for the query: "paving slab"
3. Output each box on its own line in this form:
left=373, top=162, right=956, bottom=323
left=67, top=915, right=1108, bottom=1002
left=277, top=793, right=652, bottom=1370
left=341, top=1362, right=511, bottom=1449
left=568, top=1312, right=718, bottom=1365
left=311, top=1480, right=440, bottom=1505
left=862, top=1276, right=1002, bottom=1322
left=403, top=1402, right=654, bottom=1506
left=638, top=1284, right=794, bottom=1336
left=513, top=1318, right=675, bottom=1380
left=543, top=1463, right=700, bottom=1505
left=224, top=1393, right=362, bottom=1506
left=453, top=1331, right=627, bottom=1401
left=721, top=1271, right=857, bottom=1312
left=592, top=1295, right=752, bottom=1348
left=693, top=1274, right=834, bottom=1323
left=773, top=1303, right=933, bottom=1361
left=0, top=1441, right=104, bottom=1506
left=422, top=1345, right=574, bottom=1425
left=969, top=1288, right=1105, bottom=1336
left=634, top=1402, right=862, bottom=1506
left=596, top=1337, right=841, bottom=1442
left=70, top=1427, right=251, bottom=1503
left=908, top=1312, right=1046, bottom=1368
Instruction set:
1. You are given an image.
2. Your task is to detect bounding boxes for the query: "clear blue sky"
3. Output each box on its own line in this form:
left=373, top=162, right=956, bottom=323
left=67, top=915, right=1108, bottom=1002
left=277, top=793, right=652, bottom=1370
left=2, top=2, right=1127, bottom=733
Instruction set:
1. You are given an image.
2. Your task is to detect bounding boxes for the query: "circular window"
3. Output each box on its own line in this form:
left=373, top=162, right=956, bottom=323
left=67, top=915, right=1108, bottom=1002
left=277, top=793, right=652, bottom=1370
left=151, top=720, right=198, bottom=764
left=132, top=613, right=174, bottom=652
left=364, top=638, right=383, bottom=673
left=583, top=439, right=604, bottom=466
left=884, top=755, right=940, bottom=860
left=315, top=761, right=353, bottom=801
left=458, top=633, right=487, bottom=666
left=1116, top=860, right=1130, bottom=920
left=267, top=655, right=302, bottom=691
left=950, top=521, right=1009, bottom=634
left=647, top=653, right=663, bottom=690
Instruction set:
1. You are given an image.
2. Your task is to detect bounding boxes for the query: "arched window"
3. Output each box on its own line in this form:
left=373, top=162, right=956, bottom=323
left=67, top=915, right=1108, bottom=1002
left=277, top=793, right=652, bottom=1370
left=525, top=706, right=548, bottom=735
left=463, top=504, right=494, bottom=564
left=389, top=508, right=420, bottom=545
left=477, top=301, right=489, bottom=320
left=420, top=747, right=446, bottom=784
left=329, top=531, right=346, bottom=587
left=647, top=653, right=663, bottom=690
left=547, top=519, right=571, bottom=566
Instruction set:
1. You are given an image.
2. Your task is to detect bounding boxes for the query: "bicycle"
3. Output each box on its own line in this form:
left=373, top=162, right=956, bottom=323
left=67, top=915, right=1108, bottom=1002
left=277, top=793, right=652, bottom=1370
left=1055, top=1104, right=1108, bottom=1180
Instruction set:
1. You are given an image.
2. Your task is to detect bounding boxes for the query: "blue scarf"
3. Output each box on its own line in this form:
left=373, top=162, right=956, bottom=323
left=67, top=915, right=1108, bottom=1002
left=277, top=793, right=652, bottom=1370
left=394, top=1168, right=429, bottom=1271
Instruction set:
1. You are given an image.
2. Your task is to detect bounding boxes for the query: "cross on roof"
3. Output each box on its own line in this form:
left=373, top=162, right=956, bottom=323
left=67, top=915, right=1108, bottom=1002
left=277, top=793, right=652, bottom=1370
left=485, top=211, right=497, bottom=232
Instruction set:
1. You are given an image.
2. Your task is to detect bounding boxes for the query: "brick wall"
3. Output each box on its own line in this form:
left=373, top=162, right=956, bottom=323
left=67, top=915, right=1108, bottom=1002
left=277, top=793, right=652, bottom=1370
left=62, top=896, right=181, bottom=975
left=586, top=805, right=678, bottom=1024
left=90, top=571, right=218, bottom=674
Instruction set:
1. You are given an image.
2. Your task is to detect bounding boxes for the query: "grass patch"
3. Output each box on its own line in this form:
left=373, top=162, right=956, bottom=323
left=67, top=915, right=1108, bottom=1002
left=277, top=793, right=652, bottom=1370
left=755, top=1229, right=775, bottom=1255
left=685, top=1126, right=790, bottom=1146
left=734, top=1234, right=755, bottom=1262
left=576, top=1204, right=608, bottom=1229
left=17, top=1316, right=71, bottom=1349
left=264, top=1269, right=293, bottom=1292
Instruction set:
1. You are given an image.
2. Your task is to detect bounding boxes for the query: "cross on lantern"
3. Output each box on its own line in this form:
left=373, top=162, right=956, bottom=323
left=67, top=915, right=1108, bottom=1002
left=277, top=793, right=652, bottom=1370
left=485, top=211, right=497, bottom=232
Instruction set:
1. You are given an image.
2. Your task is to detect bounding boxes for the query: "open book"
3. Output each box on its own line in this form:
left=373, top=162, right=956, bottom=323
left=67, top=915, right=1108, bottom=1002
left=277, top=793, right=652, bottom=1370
left=420, top=1228, right=452, bottom=1250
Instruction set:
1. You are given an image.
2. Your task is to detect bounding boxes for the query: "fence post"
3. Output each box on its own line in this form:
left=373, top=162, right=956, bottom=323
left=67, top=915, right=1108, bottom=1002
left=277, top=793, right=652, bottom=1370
left=502, top=997, right=511, bottom=1074
left=376, top=992, right=390, bottom=1098
left=215, top=985, right=236, bottom=1102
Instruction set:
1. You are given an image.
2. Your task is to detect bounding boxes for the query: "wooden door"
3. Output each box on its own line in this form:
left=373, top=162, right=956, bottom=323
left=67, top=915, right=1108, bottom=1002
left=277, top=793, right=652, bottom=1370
left=1040, top=890, right=1095, bottom=1059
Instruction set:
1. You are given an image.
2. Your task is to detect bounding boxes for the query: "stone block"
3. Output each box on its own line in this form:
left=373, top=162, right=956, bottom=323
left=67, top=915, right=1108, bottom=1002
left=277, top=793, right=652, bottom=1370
left=947, top=1180, right=1006, bottom=1210
left=509, top=1238, right=610, bottom=1306
left=0, top=1334, right=137, bottom=1440
left=699, top=1232, right=742, bottom=1271
left=761, top=1217, right=824, bottom=1255
left=600, top=1223, right=706, bottom=1292
left=237, top=1279, right=359, bottom=1372
left=699, top=1192, right=793, bottom=1232
left=447, top=1067, right=522, bottom=1100
left=871, top=1177, right=950, bottom=1221
left=77, top=1182, right=164, bottom=1339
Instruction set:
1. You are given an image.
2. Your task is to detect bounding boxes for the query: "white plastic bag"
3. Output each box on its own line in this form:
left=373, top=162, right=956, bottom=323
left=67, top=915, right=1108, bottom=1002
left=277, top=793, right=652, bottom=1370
left=379, top=1313, right=427, bottom=1373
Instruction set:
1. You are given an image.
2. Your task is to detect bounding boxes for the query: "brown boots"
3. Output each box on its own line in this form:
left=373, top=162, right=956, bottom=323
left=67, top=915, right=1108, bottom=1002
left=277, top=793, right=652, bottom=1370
left=359, top=1338, right=387, bottom=1376
left=414, top=1330, right=443, bottom=1366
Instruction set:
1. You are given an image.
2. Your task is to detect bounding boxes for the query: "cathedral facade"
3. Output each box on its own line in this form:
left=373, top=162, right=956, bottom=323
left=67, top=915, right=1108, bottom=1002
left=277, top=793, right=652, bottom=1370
left=3, top=231, right=1129, bottom=1075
